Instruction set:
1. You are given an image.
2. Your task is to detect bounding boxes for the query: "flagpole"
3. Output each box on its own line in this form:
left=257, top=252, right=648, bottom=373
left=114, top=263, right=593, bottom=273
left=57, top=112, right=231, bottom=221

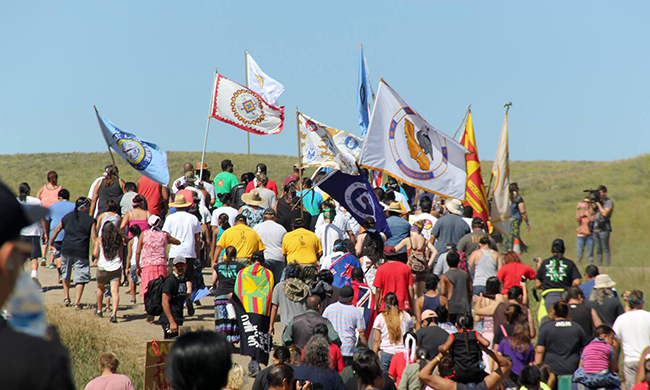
left=199, top=69, right=218, bottom=182
left=296, top=107, right=304, bottom=220
left=452, top=103, right=472, bottom=140
left=245, top=50, right=252, bottom=169
left=94, top=106, right=118, bottom=168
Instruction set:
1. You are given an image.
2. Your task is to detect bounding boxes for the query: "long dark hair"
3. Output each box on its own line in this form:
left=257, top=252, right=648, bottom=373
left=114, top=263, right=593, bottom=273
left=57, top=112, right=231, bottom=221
left=362, top=240, right=382, bottom=268
left=18, top=182, right=31, bottom=202
left=484, top=276, right=502, bottom=299
left=416, top=347, right=431, bottom=390
left=101, top=223, right=123, bottom=260
left=456, top=312, right=474, bottom=359
left=352, top=350, right=383, bottom=390
left=224, top=246, right=237, bottom=264
left=218, top=213, right=231, bottom=230
left=47, top=171, right=58, bottom=185
left=508, top=322, right=532, bottom=353
left=104, top=166, right=118, bottom=187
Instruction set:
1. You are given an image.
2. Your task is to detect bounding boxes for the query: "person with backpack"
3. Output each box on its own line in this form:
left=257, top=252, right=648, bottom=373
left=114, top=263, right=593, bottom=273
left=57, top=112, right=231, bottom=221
left=160, top=256, right=189, bottom=339
left=136, top=215, right=180, bottom=319
left=355, top=217, right=386, bottom=257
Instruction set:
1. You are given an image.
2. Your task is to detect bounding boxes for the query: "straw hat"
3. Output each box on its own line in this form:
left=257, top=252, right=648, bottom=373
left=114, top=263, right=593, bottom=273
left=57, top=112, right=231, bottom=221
left=386, top=201, right=407, bottom=215
left=593, top=274, right=616, bottom=289
left=446, top=199, right=463, bottom=215
left=241, top=189, right=265, bottom=206
left=169, top=194, right=192, bottom=208
left=195, top=162, right=209, bottom=171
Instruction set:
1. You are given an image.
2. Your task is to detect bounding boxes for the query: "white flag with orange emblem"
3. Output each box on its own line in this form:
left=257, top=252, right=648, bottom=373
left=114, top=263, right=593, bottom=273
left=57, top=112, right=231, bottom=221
left=246, top=52, right=285, bottom=106
left=210, top=74, right=284, bottom=135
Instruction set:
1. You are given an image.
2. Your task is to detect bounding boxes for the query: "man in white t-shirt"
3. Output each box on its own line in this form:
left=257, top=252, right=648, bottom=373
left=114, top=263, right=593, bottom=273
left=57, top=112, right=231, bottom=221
left=315, top=207, right=345, bottom=258
left=315, top=201, right=357, bottom=244
left=170, top=162, right=194, bottom=197
left=162, top=194, right=201, bottom=316
left=255, top=174, right=277, bottom=209
left=612, top=290, right=650, bottom=390
left=253, top=209, right=287, bottom=285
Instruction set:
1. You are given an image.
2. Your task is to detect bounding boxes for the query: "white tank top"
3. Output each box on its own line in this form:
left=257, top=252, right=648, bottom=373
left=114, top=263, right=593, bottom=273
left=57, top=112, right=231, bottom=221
left=98, top=245, right=122, bottom=272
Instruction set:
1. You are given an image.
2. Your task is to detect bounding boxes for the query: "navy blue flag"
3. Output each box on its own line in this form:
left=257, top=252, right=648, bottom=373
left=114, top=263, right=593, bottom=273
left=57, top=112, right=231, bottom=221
left=318, top=169, right=391, bottom=238
left=95, top=107, right=170, bottom=186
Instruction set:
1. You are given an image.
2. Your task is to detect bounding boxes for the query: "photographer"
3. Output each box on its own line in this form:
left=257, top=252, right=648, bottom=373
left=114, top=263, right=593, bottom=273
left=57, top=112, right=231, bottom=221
left=592, top=185, right=614, bottom=266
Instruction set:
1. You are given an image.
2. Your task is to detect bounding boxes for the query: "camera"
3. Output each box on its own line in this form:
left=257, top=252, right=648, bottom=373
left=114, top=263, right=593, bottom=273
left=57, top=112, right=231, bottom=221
left=583, top=189, right=602, bottom=205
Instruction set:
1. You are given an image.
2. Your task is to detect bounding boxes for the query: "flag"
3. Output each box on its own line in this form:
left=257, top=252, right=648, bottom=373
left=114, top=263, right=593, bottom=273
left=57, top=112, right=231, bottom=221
left=318, top=169, right=391, bottom=238
left=370, top=170, right=382, bottom=188
left=490, top=109, right=511, bottom=236
left=460, top=110, right=490, bottom=224
left=351, top=280, right=376, bottom=332
left=298, top=112, right=362, bottom=175
left=358, top=45, right=374, bottom=137
left=210, top=74, right=284, bottom=135
left=95, top=107, right=170, bottom=186
left=359, top=80, right=470, bottom=199
left=246, top=52, right=285, bottom=106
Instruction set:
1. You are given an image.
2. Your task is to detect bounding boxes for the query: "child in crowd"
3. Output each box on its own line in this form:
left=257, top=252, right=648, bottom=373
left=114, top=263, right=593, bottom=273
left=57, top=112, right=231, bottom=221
left=497, top=322, right=534, bottom=382
left=572, top=325, right=621, bottom=389
left=438, top=312, right=490, bottom=384
left=126, top=224, right=142, bottom=304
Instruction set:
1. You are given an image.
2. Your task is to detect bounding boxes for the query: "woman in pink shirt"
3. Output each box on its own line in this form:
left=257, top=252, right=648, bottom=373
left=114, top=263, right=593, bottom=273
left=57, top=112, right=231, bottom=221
left=136, top=215, right=180, bottom=302
left=37, top=171, right=62, bottom=208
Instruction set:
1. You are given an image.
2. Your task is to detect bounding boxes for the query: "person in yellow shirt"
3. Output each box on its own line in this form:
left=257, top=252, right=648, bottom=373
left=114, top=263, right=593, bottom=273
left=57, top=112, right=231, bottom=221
left=282, top=218, right=322, bottom=265
left=213, top=214, right=265, bottom=266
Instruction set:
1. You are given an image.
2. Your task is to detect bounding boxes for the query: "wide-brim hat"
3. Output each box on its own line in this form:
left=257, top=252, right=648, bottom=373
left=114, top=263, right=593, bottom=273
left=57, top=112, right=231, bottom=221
left=386, top=201, right=407, bottom=215
left=195, top=162, right=209, bottom=171
left=169, top=194, right=192, bottom=208
left=446, top=199, right=463, bottom=215
left=594, top=274, right=616, bottom=289
left=241, top=189, right=265, bottom=206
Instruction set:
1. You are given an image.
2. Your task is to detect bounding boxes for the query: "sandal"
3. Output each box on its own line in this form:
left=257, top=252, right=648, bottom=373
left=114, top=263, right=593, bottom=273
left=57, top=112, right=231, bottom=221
left=63, top=298, right=71, bottom=307
left=74, top=304, right=82, bottom=310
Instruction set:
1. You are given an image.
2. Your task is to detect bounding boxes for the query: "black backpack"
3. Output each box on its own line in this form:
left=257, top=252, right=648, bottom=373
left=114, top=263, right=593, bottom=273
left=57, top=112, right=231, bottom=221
left=144, top=275, right=166, bottom=316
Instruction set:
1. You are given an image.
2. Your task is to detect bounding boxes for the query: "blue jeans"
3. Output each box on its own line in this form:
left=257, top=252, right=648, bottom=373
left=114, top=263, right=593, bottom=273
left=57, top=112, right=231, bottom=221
left=380, top=352, right=394, bottom=373
left=264, top=259, right=286, bottom=286
left=473, top=286, right=485, bottom=296
left=576, top=235, right=594, bottom=263
left=593, top=230, right=611, bottom=266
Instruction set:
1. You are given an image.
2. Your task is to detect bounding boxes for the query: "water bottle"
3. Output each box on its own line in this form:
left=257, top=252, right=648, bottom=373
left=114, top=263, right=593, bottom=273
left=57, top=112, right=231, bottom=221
left=7, top=270, right=47, bottom=338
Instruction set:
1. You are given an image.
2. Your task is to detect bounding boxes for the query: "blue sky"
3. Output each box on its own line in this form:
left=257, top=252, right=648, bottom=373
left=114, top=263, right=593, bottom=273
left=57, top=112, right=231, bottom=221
left=1, top=1, right=649, bottom=162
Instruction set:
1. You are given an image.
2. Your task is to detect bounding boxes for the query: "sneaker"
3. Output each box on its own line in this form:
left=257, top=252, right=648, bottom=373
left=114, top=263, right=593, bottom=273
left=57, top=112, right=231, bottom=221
left=129, top=299, right=136, bottom=304
left=109, top=315, right=117, bottom=323
left=48, top=263, right=56, bottom=269
left=40, top=258, right=46, bottom=267
left=31, top=276, right=41, bottom=290
left=95, top=310, right=103, bottom=318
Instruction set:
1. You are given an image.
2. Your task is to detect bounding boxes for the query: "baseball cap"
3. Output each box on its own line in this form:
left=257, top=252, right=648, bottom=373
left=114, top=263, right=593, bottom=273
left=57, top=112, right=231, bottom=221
left=471, top=217, right=484, bottom=228
left=421, top=309, right=437, bottom=320
left=235, top=214, right=247, bottom=223
left=251, top=251, right=265, bottom=263
left=264, top=208, right=276, bottom=216
left=0, top=181, right=49, bottom=247
left=172, top=256, right=186, bottom=266
left=339, top=286, right=354, bottom=303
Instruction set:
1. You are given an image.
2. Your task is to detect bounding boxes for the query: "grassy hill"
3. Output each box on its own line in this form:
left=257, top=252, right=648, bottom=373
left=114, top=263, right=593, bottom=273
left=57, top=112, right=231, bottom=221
left=1, top=151, right=649, bottom=293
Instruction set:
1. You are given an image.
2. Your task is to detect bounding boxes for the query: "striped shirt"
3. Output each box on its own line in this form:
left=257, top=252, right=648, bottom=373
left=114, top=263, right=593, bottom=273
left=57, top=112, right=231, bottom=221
left=581, top=337, right=614, bottom=373
left=323, top=302, right=365, bottom=356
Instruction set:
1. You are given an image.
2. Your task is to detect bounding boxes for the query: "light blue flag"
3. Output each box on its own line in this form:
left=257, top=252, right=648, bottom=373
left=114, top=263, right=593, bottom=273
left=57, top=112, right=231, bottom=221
left=357, top=45, right=374, bottom=137
left=95, top=107, right=170, bottom=186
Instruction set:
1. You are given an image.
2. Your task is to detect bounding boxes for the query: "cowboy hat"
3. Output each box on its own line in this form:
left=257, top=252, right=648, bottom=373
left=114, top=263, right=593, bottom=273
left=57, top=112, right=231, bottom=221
left=446, top=199, right=463, bottom=215
left=169, top=194, right=192, bottom=208
left=241, top=189, right=265, bottom=206
left=386, top=201, right=407, bottom=215
left=593, top=274, right=616, bottom=289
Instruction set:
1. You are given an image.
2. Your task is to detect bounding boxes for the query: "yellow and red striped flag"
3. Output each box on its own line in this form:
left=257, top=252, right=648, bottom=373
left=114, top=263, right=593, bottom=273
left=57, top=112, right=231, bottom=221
left=460, top=110, right=489, bottom=224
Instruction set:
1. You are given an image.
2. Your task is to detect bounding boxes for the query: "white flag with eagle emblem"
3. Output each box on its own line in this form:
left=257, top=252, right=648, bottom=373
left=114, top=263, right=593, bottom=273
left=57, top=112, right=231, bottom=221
left=210, top=74, right=284, bottom=135
left=246, top=52, right=285, bottom=106
left=359, top=79, right=469, bottom=199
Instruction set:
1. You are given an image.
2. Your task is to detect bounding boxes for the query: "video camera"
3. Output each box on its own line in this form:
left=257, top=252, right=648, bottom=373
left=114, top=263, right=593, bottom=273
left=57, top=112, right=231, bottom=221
left=583, top=189, right=602, bottom=205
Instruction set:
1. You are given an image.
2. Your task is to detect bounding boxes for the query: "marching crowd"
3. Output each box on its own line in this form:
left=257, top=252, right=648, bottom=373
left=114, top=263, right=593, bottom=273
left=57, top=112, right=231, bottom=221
left=3, top=158, right=649, bottom=390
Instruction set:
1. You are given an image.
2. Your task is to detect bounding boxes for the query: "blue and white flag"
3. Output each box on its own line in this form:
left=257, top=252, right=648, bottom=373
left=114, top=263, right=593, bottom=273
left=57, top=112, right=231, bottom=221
left=318, top=169, right=391, bottom=238
left=95, top=107, right=170, bottom=186
left=357, top=45, right=374, bottom=137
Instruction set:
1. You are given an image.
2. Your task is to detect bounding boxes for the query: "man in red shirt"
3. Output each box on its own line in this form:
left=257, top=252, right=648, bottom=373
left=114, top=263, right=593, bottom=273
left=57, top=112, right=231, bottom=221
left=373, top=246, right=414, bottom=313
left=136, top=175, right=169, bottom=217
left=496, top=251, right=536, bottom=295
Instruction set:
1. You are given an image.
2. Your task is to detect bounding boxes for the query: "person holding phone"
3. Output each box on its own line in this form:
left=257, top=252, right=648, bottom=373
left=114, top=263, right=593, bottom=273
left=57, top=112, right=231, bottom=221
left=576, top=197, right=595, bottom=263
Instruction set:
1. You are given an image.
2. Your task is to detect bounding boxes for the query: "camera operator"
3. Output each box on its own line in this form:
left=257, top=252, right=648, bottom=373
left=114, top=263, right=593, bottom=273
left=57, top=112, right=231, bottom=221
left=592, top=185, right=614, bottom=266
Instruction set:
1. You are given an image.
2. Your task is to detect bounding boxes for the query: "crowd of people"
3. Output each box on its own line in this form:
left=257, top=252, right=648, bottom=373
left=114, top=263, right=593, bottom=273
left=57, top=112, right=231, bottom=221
left=3, top=158, right=647, bottom=390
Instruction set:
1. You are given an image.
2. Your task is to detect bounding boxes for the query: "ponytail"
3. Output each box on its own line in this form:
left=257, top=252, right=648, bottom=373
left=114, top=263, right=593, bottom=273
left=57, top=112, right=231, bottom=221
left=18, top=182, right=30, bottom=202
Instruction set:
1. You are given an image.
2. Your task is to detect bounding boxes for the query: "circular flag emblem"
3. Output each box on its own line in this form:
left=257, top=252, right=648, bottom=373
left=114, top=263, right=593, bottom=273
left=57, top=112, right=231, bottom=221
left=388, top=107, right=449, bottom=181
left=304, top=119, right=319, bottom=132
left=344, top=182, right=376, bottom=220
left=230, top=89, right=265, bottom=125
left=113, top=134, right=152, bottom=171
